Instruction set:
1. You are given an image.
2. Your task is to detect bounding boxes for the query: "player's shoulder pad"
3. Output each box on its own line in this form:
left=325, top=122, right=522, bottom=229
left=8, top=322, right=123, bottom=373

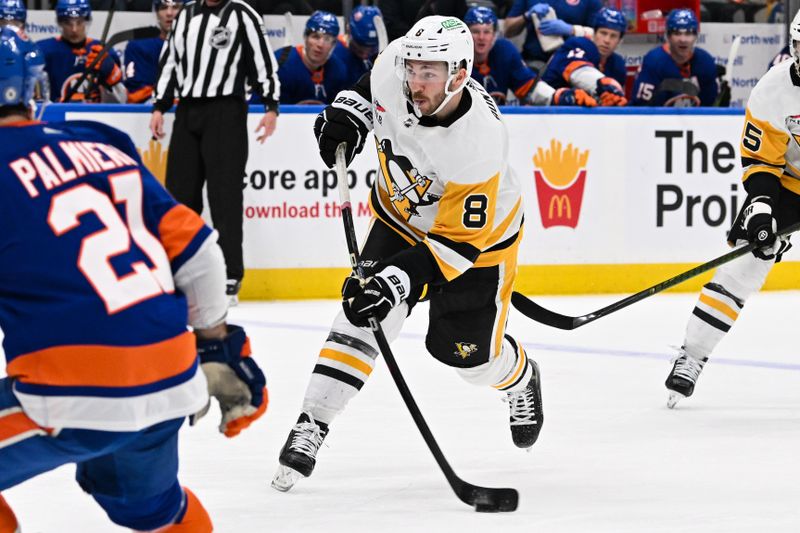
left=325, top=49, right=348, bottom=71
left=442, top=84, right=507, bottom=182
left=644, top=45, right=665, bottom=60
left=749, top=59, right=790, bottom=108
left=371, top=38, right=402, bottom=80
left=233, top=0, right=263, bottom=21
left=492, top=37, right=519, bottom=56
left=35, top=37, right=58, bottom=51
left=124, top=38, right=146, bottom=53
left=692, top=47, right=717, bottom=66
left=564, top=35, right=594, bottom=49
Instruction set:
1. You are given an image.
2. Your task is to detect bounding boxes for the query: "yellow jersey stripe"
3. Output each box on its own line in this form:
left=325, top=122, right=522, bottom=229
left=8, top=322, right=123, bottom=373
left=742, top=165, right=783, bottom=181
left=485, top=198, right=522, bottom=249
left=741, top=108, right=788, bottom=169
left=422, top=240, right=463, bottom=281
left=780, top=174, right=800, bottom=196
left=429, top=173, right=500, bottom=250
left=494, top=343, right=527, bottom=390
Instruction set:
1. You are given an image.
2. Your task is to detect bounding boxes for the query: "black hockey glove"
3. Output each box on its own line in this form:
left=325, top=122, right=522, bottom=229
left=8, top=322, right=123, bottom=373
left=342, top=266, right=410, bottom=327
left=314, top=90, right=373, bottom=168
left=743, top=195, right=777, bottom=260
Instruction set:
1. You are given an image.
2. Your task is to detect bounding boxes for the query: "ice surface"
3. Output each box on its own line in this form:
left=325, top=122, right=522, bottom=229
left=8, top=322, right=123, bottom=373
left=3, top=293, right=799, bottom=532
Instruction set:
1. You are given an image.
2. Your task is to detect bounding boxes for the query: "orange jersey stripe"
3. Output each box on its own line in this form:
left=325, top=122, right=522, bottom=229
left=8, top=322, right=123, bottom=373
left=158, top=204, right=206, bottom=261
left=127, top=85, right=154, bottom=103
left=563, top=60, right=593, bottom=83
left=0, top=410, right=45, bottom=444
left=7, top=331, right=197, bottom=388
left=514, top=78, right=536, bottom=99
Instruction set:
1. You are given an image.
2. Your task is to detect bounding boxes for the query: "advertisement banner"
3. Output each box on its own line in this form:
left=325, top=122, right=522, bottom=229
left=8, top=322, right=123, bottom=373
left=58, top=106, right=799, bottom=297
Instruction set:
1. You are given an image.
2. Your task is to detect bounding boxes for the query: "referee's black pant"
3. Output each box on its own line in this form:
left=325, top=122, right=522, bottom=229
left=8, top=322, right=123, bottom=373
left=165, top=96, right=248, bottom=282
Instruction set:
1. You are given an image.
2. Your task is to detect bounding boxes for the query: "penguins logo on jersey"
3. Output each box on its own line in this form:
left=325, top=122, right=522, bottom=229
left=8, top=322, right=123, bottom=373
left=785, top=114, right=800, bottom=146
left=376, top=138, right=439, bottom=220
left=454, top=342, right=478, bottom=359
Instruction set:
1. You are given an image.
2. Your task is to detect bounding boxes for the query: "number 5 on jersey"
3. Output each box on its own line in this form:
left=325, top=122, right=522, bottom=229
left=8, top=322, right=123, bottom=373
left=48, top=169, right=174, bottom=314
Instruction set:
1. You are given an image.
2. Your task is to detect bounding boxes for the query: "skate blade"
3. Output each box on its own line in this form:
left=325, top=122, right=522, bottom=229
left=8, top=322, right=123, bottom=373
left=271, top=465, right=302, bottom=492
left=667, top=391, right=685, bottom=409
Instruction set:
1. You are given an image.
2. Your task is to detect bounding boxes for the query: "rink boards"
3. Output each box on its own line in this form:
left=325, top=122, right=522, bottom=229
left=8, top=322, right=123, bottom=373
left=45, top=105, right=800, bottom=299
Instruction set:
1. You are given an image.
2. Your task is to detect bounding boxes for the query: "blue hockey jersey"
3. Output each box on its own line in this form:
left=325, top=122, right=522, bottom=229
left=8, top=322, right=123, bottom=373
left=471, top=38, right=536, bottom=105
left=274, top=45, right=349, bottom=105
left=123, top=36, right=166, bottom=103
left=768, top=44, right=790, bottom=71
left=0, top=120, right=211, bottom=430
left=631, top=44, right=718, bottom=106
left=37, top=37, right=122, bottom=103
left=508, top=0, right=602, bottom=63
left=542, top=36, right=626, bottom=90
left=333, top=38, right=375, bottom=88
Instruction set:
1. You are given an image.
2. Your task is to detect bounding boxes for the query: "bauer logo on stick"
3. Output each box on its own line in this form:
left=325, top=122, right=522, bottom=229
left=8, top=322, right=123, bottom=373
left=532, top=139, right=589, bottom=229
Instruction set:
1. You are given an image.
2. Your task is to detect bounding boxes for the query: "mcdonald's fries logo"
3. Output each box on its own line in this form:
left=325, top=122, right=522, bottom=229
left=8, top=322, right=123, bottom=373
left=532, top=139, right=589, bottom=229
left=138, top=138, right=168, bottom=185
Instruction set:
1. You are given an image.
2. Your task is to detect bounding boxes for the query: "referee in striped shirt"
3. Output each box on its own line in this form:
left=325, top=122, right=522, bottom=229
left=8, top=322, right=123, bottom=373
left=149, top=0, right=280, bottom=303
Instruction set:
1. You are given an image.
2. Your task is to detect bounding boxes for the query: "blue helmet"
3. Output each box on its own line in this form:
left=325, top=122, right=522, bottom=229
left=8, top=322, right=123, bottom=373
left=593, top=7, right=626, bottom=36
left=0, top=0, right=26, bottom=23
left=349, top=6, right=380, bottom=48
left=0, top=27, right=47, bottom=108
left=666, top=8, right=698, bottom=33
left=56, top=0, right=91, bottom=20
left=464, top=6, right=498, bottom=28
left=305, top=10, right=339, bottom=37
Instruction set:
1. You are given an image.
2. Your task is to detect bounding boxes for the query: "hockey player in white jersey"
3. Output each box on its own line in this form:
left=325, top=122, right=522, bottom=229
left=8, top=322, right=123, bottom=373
left=665, top=10, right=800, bottom=408
left=272, top=15, right=543, bottom=492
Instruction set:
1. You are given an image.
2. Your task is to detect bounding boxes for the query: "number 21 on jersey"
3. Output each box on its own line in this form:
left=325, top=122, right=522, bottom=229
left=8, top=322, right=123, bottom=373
left=48, top=169, right=174, bottom=314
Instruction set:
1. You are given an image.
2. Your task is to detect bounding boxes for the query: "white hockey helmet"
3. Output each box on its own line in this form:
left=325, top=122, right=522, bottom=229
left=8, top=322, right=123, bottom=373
left=791, top=8, right=800, bottom=69
left=398, top=15, right=474, bottom=117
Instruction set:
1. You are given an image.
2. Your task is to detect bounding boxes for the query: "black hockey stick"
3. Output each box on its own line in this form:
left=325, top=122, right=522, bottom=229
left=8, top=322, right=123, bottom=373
left=62, top=25, right=161, bottom=102
left=334, top=143, right=518, bottom=513
left=511, top=220, right=800, bottom=330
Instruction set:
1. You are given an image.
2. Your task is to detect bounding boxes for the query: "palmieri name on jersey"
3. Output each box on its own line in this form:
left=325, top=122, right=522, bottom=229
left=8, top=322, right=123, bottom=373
left=10, top=141, right=137, bottom=198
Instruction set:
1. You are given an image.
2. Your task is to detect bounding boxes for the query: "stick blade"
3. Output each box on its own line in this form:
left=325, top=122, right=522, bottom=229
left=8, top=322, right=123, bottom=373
left=511, top=291, right=576, bottom=330
left=458, top=483, right=518, bottom=512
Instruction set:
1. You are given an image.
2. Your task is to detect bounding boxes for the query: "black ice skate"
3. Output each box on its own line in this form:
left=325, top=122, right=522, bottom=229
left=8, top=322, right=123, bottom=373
left=226, top=279, right=241, bottom=307
left=271, top=412, right=329, bottom=492
left=665, top=349, right=707, bottom=409
left=507, top=361, right=544, bottom=449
